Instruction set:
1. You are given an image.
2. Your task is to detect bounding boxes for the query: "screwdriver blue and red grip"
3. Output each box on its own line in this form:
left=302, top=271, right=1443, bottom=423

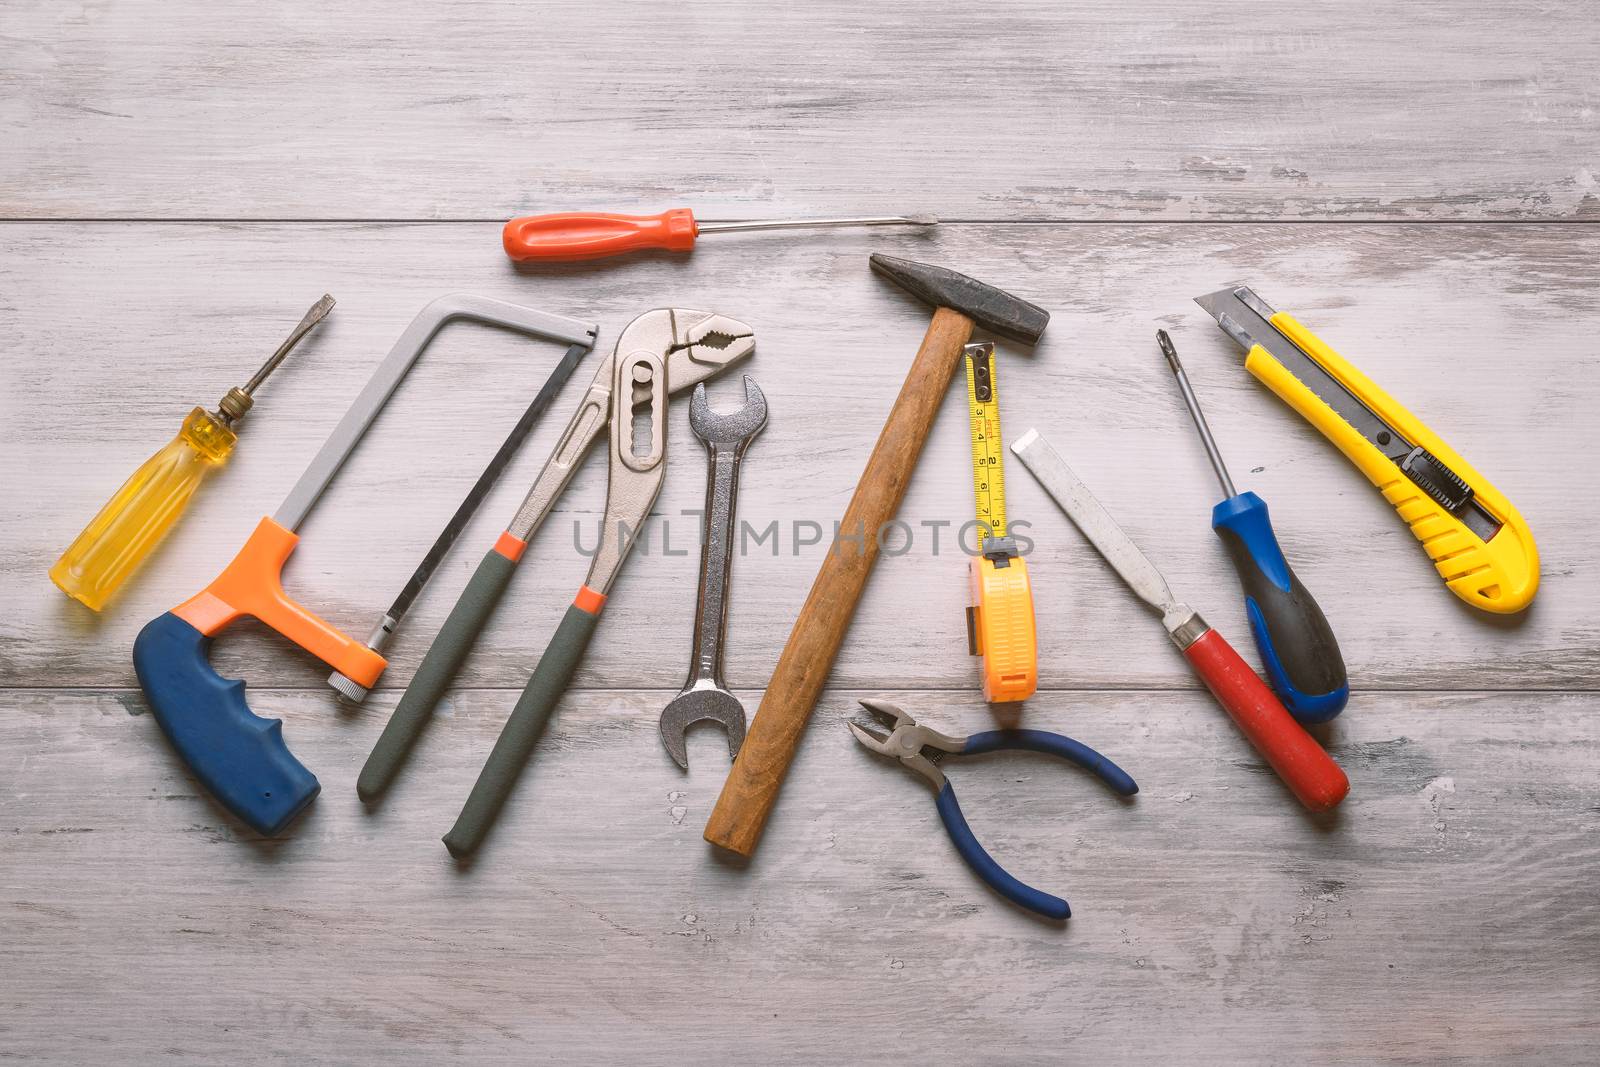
left=1212, top=492, right=1349, bottom=724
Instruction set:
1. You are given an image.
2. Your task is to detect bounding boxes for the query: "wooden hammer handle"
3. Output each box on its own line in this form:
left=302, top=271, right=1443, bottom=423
left=705, top=306, right=976, bottom=856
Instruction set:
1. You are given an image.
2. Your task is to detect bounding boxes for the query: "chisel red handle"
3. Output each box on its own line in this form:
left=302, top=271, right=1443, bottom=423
left=1182, top=628, right=1350, bottom=812
left=503, top=209, right=699, bottom=262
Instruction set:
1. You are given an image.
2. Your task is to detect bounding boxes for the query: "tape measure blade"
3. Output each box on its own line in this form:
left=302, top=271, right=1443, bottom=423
left=964, top=344, right=1007, bottom=540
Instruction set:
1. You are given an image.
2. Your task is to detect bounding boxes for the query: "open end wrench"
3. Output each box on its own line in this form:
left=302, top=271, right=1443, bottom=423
left=660, top=375, right=767, bottom=769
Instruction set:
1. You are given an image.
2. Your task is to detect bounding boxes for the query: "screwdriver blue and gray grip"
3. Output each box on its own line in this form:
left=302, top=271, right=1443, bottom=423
left=358, top=546, right=520, bottom=803
left=132, top=613, right=320, bottom=836
left=442, top=599, right=602, bottom=859
left=938, top=730, right=1138, bottom=921
left=1211, top=492, right=1349, bottom=723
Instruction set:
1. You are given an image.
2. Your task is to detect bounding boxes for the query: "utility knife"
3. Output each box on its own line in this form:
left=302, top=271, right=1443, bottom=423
left=1195, top=285, right=1537, bottom=614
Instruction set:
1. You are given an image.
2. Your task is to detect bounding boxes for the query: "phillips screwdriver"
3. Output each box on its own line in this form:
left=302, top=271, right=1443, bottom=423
left=50, top=295, right=334, bottom=611
left=503, top=208, right=937, bottom=263
left=1157, top=328, right=1348, bottom=723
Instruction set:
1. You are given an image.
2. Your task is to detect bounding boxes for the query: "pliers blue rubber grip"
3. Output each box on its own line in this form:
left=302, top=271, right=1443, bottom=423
left=849, top=699, right=1137, bottom=920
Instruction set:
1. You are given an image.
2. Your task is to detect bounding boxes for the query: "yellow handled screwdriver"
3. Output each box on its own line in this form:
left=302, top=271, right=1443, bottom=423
left=50, top=295, right=335, bottom=611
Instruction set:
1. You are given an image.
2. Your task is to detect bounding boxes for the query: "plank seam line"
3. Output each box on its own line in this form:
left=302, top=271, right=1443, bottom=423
left=2, top=217, right=1599, bottom=226
left=6, top=684, right=1595, bottom=695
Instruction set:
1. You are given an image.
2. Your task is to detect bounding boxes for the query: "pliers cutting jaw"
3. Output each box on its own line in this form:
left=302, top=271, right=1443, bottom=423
left=848, top=697, right=966, bottom=788
left=848, top=698, right=1138, bottom=921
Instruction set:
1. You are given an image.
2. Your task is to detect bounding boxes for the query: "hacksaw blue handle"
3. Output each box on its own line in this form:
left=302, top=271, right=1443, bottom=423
left=132, top=611, right=320, bottom=836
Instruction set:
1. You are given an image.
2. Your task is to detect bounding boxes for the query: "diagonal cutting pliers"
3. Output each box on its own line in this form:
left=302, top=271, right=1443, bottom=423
left=848, top=698, right=1138, bottom=920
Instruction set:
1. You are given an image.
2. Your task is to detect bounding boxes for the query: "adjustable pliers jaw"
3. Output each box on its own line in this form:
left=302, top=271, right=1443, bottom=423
left=610, top=308, right=756, bottom=409
left=661, top=310, right=756, bottom=383
left=847, top=698, right=967, bottom=788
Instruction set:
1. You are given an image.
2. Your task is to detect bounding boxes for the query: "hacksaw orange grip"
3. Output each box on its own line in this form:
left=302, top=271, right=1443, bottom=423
left=502, top=209, right=699, bottom=262
left=1246, top=313, right=1538, bottom=614
left=171, top=516, right=388, bottom=687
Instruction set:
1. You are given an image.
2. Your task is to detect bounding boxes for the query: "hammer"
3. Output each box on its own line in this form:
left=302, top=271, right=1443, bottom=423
left=704, top=254, right=1049, bottom=857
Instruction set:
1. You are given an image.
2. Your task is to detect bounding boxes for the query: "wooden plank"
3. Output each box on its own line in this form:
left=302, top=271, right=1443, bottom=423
left=4, top=222, right=1594, bottom=691
left=2, top=686, right=1596, bottom=1064
left=2, top=0, right=1596, bottom=221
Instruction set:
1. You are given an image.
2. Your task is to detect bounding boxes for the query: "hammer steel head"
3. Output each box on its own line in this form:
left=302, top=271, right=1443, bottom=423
left=870, top=254, right=1050, bottom=346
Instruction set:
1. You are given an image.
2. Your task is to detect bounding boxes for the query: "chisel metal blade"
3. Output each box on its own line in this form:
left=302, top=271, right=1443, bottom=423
left=1011, top=429, right=1184, bottom=623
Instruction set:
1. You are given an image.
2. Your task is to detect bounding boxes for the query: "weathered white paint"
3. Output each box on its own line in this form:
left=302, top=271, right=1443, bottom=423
left=3, top=2, right=1598, bottom=1062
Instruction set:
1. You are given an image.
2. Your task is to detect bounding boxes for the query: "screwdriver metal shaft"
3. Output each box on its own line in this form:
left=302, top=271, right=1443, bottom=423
left=241, top=293, right=336, bottom=400
left=1158, top=329, right=1236, bottom=497
left=695, top=214, right=937, bottom=234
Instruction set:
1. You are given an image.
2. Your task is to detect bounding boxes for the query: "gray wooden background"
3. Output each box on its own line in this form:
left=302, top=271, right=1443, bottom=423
left=3, top=2, right=1597, bottom=1063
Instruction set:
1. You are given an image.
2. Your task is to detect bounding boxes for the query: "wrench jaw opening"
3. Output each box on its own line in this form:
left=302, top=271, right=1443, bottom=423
left=660, top=685, right=747, bottom=771
left=690, top=376, right=768, bottom=446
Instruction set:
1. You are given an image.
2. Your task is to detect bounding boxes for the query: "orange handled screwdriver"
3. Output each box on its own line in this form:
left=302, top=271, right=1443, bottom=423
left=503, top=209, right=937, bottom=263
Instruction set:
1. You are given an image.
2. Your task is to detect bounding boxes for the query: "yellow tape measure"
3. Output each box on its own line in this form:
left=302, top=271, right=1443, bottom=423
left=962, top=342, right=1037, bottom=703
